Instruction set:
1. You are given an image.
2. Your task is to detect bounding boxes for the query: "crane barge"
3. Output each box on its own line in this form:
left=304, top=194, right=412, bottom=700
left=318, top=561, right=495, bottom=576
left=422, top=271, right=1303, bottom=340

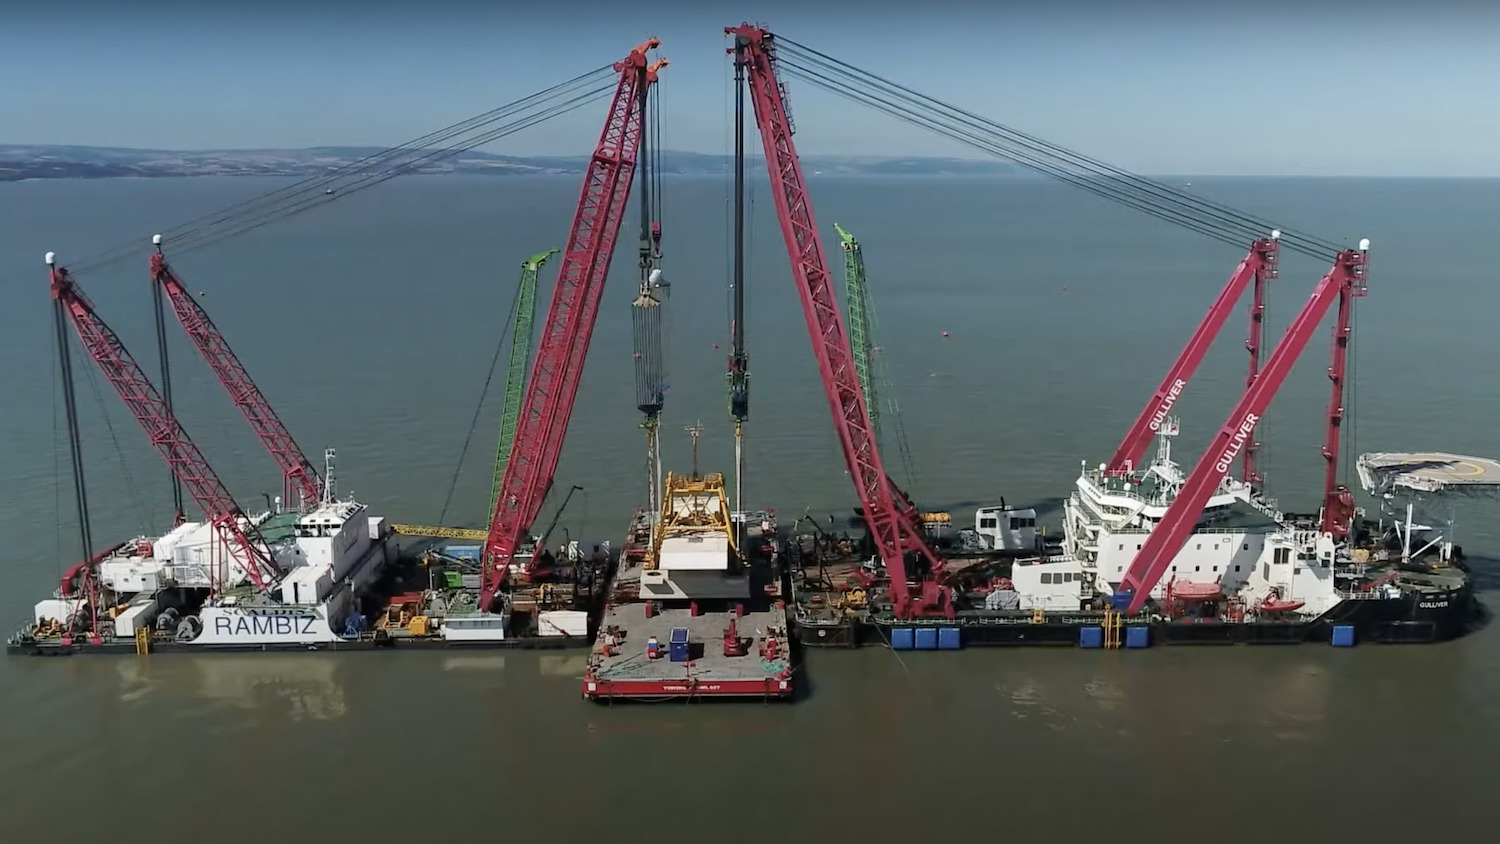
left=744, top=26, right=1480, bottom=650
left=581, top=34, right=794, bottom=701
left=10, top=58, right=644, bottom=656
left=13, top=27, right=1481, bottom=667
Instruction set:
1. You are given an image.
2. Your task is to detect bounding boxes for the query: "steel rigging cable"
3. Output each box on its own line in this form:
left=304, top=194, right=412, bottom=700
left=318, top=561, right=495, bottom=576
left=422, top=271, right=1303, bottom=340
left=772, top=37, right=1346, bottom=259
left=162, top=84, right=616, bottom=258
left=775, top=36, right=1343, bottom=254
left=778, top=53, right=1250, bottom=250
left=66, top=65, right=617, bottom=275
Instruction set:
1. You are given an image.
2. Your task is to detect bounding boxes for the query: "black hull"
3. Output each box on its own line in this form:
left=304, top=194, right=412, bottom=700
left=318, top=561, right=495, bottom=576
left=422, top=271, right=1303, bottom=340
left=791, top=618, right=860, bottom=648
left=799, top=579, right=1477, bottom=649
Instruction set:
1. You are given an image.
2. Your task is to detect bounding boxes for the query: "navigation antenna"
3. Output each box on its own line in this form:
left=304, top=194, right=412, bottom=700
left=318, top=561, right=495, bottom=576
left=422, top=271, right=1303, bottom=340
left=685, top=420, right=704, bottom=480
left=321, top=448, right=337, bottom=506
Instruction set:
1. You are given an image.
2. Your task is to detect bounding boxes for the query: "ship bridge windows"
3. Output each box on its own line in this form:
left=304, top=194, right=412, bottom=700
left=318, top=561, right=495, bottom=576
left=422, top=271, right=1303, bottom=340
left=979, top=516, right=998, bottom=530
left=1009, top=516, right=1035, bottom=530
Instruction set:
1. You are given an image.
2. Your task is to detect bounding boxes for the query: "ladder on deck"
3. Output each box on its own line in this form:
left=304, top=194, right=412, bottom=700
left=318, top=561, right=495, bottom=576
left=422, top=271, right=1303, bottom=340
left=1102, top=610, right=1123, bottom=649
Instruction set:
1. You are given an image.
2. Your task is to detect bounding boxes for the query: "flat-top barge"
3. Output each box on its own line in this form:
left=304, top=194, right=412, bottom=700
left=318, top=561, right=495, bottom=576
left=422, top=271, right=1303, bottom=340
left=583, top=470, right=793, bottom=702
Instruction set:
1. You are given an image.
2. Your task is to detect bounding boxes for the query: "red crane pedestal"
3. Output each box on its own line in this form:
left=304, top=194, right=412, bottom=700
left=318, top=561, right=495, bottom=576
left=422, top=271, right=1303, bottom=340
left=723, top=619, right=747, bottom=657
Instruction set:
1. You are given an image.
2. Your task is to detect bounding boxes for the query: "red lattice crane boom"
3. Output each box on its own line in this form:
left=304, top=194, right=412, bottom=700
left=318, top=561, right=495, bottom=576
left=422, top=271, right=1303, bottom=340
left=48, top=256, right=282, bottom=592
left=729, top=24, right=950, bottom=619
left=1119, top=244, right=1369, bottom=615
left=1105, top=235, right=1281, bottom=476
left=149, top=238, right=324, bottom=510
left=480, top=41, right=665, bottom=610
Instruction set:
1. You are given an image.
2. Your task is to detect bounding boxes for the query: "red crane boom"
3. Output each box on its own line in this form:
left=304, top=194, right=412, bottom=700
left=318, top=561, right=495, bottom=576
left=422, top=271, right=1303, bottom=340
left=729, top=24, right=950, bottom=619
left=48, top=257, right=282, bottom=592
left=1119, top=245, right=1369, bottom=615
left=149, top=239, right=324, bottom=510
left=480, top=41, right=665, bottom=610
left=1105, top=235, right=1280, bottom=476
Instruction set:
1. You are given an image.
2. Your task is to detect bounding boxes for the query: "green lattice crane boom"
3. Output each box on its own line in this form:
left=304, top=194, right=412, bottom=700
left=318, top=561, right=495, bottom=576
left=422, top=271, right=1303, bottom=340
left=833, top=223, right=922, bottom=498
left=834, top=223, right=879, bottom=441
left=489, top=248, right=559, bottom=519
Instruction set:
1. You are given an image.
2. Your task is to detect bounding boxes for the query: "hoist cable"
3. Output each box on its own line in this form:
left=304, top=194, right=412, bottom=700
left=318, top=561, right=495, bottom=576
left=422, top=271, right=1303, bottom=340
left=774, top=40, right=1345, bottom=259
left=64, top=65, right=617, bottom=276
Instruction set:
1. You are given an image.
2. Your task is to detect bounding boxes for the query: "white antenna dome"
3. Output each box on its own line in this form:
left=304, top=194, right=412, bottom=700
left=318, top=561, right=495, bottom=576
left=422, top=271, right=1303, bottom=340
left=1270, top=229, right=1281, bottom=240
left=1358, top=238, right=1370, bottom=252
left=152, top=234, right=163, bottom=245
left=44, top=251, right=56, bottom=266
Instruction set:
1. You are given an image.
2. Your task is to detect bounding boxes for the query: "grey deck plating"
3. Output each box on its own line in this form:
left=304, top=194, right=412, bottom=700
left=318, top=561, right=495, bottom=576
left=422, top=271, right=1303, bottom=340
left=590, top=557, right=790, bottom=686
left=591, top=603, right=789, bottom=684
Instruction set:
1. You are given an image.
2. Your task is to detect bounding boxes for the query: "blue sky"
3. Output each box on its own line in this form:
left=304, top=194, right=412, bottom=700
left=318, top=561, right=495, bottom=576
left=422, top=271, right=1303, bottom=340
left=2, top=1, right=1496, bottom=176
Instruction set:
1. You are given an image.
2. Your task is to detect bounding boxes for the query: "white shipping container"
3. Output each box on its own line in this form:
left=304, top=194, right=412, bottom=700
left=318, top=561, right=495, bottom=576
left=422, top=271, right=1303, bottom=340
left=113, top=598, right=158, bottom=639
left=537, top=610, right=589, bottom=637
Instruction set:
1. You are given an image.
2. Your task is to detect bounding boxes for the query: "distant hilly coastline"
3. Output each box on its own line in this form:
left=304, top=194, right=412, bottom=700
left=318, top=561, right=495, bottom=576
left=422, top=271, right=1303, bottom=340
left=0, top=144, right=1020, bottom=182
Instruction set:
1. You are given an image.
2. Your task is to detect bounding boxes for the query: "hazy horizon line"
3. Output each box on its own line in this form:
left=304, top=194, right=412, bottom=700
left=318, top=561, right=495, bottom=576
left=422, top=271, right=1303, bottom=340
left=2, top=142, right=1493, bottom=180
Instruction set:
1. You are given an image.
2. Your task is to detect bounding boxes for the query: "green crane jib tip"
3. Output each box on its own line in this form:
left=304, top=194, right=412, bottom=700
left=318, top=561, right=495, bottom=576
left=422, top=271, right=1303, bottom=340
left=832, top=223, right=858, bottom=250
left=523, top=248, right=561, bottom=272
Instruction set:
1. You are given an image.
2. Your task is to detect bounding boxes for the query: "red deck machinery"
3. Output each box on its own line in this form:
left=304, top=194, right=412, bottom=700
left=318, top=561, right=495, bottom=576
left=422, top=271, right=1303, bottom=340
left=1119, top=242, right=1370, bottom=615
left=480, top=40, right=667, bottom=610
left=728, top=24, right=951, bottom=620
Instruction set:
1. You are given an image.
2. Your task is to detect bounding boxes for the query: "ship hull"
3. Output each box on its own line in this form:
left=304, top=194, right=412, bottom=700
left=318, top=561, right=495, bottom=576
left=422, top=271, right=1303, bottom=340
left=842, top=577, right=1477, bottom=649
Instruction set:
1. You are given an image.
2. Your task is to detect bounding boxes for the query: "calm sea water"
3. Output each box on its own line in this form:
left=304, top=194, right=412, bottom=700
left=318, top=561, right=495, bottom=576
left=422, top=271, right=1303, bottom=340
left=0, top=174, right=1496, bottom=841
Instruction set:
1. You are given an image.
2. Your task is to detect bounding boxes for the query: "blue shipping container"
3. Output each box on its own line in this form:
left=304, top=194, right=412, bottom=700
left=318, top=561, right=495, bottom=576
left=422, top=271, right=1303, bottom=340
left=1331, top=625, right=1356, bottom=648
left=1125, top=626, right=1150, bottom=649
left=914, top=628, right=939, bottom=650
left=445, top=544, right=483, bottom=561
left=1079, top=626, right=1104, bottom=649
left=1110, top=590, right=1134, bottom=611
left=669, top=627, right=691, bottom=662
left=890, top=628, right=915, bottom=650
left=937, top=627, right=962, bottom=650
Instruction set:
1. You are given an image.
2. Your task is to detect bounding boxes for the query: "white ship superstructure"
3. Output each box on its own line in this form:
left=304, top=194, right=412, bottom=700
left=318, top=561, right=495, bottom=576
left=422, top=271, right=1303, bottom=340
left=1011, top=416, right=1345, bottom=618
left=33, top=494, right=395, bottom=647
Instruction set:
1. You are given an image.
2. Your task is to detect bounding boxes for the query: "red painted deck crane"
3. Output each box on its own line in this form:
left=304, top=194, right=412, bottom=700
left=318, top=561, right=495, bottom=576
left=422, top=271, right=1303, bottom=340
left=728, top=24, right=951, bottom=620
left=480, top=40, right=666, bottom=610
left=48, top=254, right=282, bottom=593
left=1105, top=234, right=1281, bottom=479
left=149, top=236, right=325, bottom=511
left=1119, top=243, right=1369, bottom=615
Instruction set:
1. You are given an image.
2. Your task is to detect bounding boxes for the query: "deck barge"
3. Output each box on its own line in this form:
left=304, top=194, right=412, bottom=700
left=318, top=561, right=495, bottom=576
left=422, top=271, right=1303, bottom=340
left=583, top=474, right=794, bottom=702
